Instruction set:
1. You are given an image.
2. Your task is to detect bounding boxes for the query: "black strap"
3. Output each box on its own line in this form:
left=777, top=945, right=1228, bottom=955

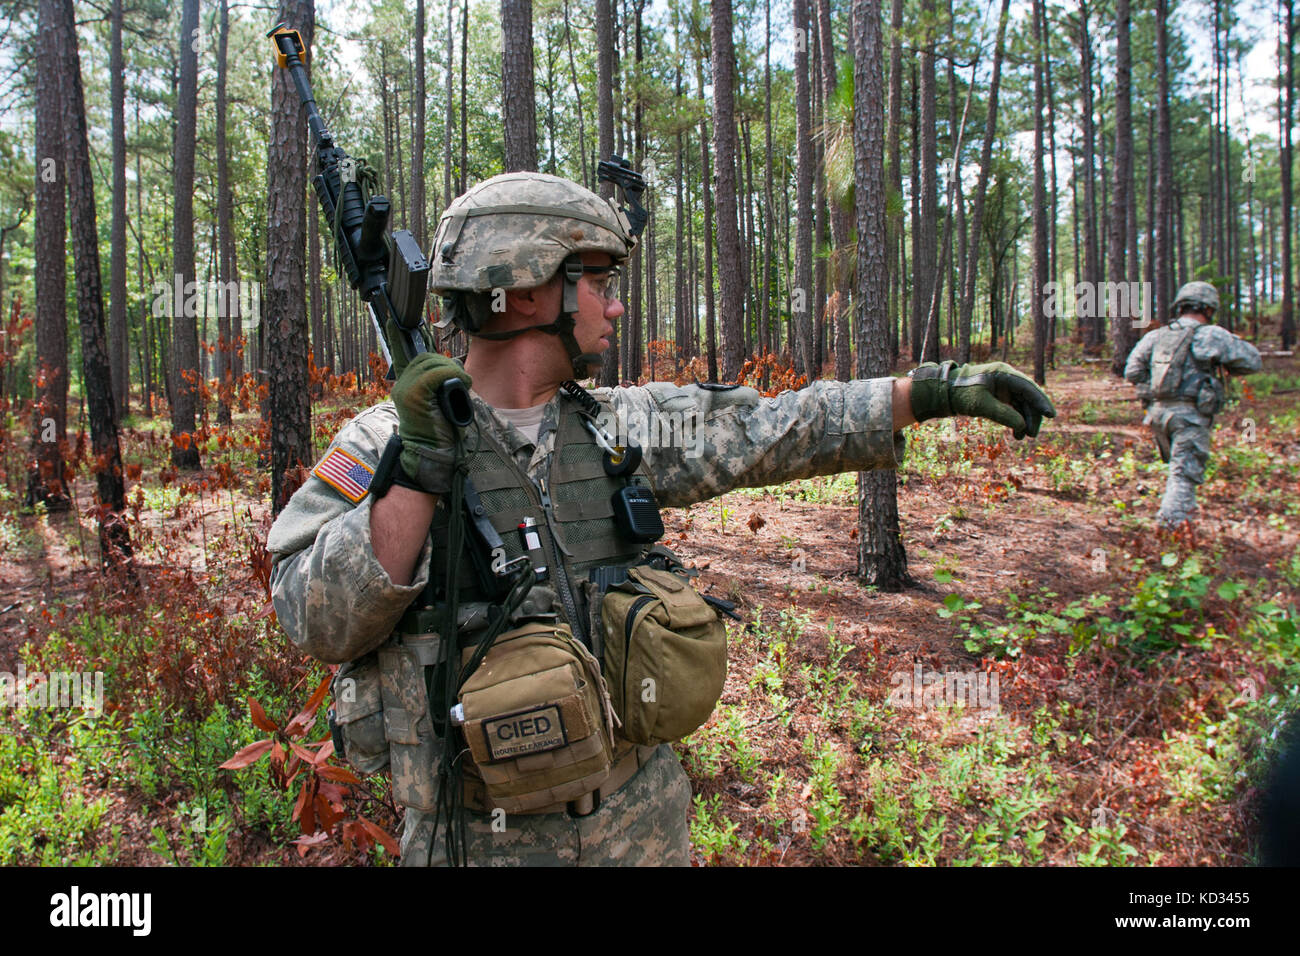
left=429, top=430, right=535, bottom=867
left=369, top=434, right=426, bottom=499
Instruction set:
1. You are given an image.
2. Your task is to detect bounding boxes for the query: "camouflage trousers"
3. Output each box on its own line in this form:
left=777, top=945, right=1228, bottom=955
left=398, top=743, right=692, bottom=866
left=1154, top=414, right=1211, bottom=528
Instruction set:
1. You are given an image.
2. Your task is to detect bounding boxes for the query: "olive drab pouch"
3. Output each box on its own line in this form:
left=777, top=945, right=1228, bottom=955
left=329, top=652, right=389, bottom=775
left=1196, top=377, right=1225, bottom=416
left=456, top=622, right=617, bottom=813
left=600, top=566, right=728, bottom=747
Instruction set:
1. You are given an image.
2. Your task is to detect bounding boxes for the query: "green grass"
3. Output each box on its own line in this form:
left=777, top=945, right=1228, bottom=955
left=736, top=472, right=859, bottom=505
left=0, top=714, right=114, bottom=865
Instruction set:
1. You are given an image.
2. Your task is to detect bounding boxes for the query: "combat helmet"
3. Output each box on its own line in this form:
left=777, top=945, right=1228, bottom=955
left=1172, top=281, right=1220, bottom=321
left=430, top=171, right=637, bottom=377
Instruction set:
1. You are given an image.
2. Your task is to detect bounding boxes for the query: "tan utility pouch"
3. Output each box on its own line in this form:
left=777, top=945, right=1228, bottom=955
left=331, top=653, right=389, bottom=775
left=600, top=566, right=728, bottom=746
left=457, top=622, right=617, bottom=813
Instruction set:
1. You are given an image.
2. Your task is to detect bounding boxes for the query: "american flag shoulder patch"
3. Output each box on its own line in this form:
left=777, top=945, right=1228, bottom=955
left=313, top=446, right=374, bottom=503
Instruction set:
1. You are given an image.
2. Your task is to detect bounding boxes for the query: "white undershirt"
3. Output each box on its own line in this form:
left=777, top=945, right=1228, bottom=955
left=493, top=403, right=548, bottom=445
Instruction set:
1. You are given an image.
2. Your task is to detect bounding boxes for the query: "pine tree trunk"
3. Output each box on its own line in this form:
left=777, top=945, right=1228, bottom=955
left=55, top=0, right=130, bottom=564
left=676, top=113, right=685, bottom=356
left=742, top=117, right=757, bottom=357
left=216, top=0, right=236, bottom=426
left=1247, top=148, right=1258, bottom=324
left=793, top=0, right=815, bottom=380
left=1176, top=188, right=1187, bottom=292
left=917, top=0, right=939, bottom=363
left=1108, top=0, right=1136, bottom=375
left=135, top=100, right=153, bottom=415
left=1224, top=17, right=1239, bottom=331
left=597, top=0, right=618, bottom=385
left=110, top=0, right=128, bottom=416
left=1075, top=2, right=1101, bottom=348
left=461, top=0, right=469, bottom=193
left=697, top=64, right=718, bottom=384
left=1042, top=5, right=1059, bottom=360
left=30, top=0, right=69, bottom=512
left=950, top=58, right=963, bottom=353
left=266, top=0, right=314, bottom=513
left=910, top=64, right=920, bottom=360
left=1031, top=0, right=1048, bottom=383
left=563, top=0, right=589, bottom=188
left=647, top=191, right=657, bottom=375
left=688, top=151, right=698, bottom=359
left=628, top=0, right=646, bottom=380
left=170, top=0, right=202, bottom=468
left=1145, top=111, right=1155, bottom=311
left=812, top=14, right=826, bottom=374
left=445, top=0, right=454, bottom=206
left=763, top=0, right=775, bottom=372
left=394, top=57, right=406, bottom=225
left=1281, top=0, right=1295, bottom=349
left=712, top=0, right=744, bottom=382
left=959, top=0, right=1009, bottom=364
left=1154, top=0, right=1174, bottom=324
left=817, top=0, right=852, bottom=381
left=412, top=0, right=426, bottom=245
left=1265, top=204, right=1272, bottom=303
left=380, top=45, right=392, bottom=206
left=501, top=0, right=538, bottom=172
left=1127, top=113, right=1139, bottom=294
left=922, top=57, right=971, bottom=366
left=309, top=171, right=322, bottom=375
left=543, top=21, right=558, bottom=174
left=853, top=0, right=907, bottom=590
left=887, top=0, right=903, bottom=364
left=1098, top=70, right=1109, bottom=288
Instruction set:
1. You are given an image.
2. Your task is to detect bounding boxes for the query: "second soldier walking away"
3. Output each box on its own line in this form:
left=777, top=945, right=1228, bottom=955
left=1124, top=281, right=1262, bottom=529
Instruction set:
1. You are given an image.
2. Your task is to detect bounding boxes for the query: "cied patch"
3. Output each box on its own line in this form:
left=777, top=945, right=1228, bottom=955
left=481, top=704, right=567, bottom=761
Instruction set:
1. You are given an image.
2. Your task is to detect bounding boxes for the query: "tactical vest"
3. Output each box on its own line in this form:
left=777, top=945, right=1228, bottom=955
left=429, top=392, right=653, bottom=648
left=357, top=392, right=657, bottom=813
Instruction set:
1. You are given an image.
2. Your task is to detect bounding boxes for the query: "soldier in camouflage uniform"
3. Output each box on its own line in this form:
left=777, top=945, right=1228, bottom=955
left=268, top=172, right=1056, bottom=866
left=1124, top=281, right=1261, bottom=529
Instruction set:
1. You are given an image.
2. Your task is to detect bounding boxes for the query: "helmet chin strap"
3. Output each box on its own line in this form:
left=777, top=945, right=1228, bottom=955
left=467, top=256, right=603, bottom=378
left=557, top=257, right=604, bottom=378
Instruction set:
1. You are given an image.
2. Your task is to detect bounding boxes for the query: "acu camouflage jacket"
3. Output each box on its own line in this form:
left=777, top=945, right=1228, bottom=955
left=1124, top=317, right=1262, bottom=427
left=268, top=377, right=904, bottom=666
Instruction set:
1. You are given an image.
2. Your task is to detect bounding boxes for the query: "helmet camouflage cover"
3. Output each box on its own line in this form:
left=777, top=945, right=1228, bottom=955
left=430, top=172, right=637, bottom=294
left=1172, top=281, right=1220, bottom=319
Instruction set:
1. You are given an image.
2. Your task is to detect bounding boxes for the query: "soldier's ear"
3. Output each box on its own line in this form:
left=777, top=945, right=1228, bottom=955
left=505, top=287, right=537, bottom=317
left=506, top=276, right=562, bottom=318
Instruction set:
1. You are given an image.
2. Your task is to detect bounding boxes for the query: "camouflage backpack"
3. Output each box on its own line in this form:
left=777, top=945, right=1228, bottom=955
left=1150, top=322, right=1204, bottom=402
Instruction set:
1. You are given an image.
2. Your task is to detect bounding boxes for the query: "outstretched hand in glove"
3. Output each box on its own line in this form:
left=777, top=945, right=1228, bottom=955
left=908, top=361, right=1056, bottom=440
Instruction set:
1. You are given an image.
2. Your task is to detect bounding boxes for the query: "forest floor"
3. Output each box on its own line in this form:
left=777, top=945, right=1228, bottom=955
left=1, top=344, right=1298, bottom=866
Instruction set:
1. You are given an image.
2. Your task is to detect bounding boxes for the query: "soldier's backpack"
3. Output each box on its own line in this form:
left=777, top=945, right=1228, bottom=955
left=1150, top=322, right=1205, bottom=401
